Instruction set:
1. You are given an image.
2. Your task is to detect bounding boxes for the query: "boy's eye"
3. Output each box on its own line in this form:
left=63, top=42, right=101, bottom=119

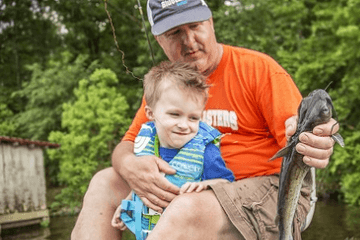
left=190, top=116, right=200, bottom=121
left=169, top=112, right=179, bottom=116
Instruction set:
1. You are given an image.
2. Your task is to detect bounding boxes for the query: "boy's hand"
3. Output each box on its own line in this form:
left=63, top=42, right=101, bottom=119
left=285, top=116, right=339, bottom=169
left=179, top=182, right=209, bottom=194
left=111, top=205, right=127, bottom=231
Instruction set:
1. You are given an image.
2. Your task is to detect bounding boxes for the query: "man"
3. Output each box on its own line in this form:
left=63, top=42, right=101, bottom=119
left=71, top=0, right=338, bottom=239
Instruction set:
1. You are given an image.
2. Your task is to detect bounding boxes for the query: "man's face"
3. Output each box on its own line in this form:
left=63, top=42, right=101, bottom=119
left=155, top=18, right=220, bottom=76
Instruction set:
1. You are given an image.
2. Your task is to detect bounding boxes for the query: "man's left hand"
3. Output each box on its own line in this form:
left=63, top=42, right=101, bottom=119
left=285, top=116, right=339, bottom=169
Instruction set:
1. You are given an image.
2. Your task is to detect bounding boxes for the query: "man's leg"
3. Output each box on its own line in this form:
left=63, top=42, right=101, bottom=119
left=71, top=167, right=131, bottom=240
left=147, top=190, right=244, bottom=240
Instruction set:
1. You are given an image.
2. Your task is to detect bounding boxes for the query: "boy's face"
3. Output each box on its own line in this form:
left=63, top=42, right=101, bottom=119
left=146, top=79, right=204, bottom=149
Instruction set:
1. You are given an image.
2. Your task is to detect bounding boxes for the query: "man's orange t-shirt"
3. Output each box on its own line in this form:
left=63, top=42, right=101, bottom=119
left=122, top=45, right=302, bottom=180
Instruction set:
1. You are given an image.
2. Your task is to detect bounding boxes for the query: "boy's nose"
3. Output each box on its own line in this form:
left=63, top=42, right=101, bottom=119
left=177, top=118, right=189, bottom=129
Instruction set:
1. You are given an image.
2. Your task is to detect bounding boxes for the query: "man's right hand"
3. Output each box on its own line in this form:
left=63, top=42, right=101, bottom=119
left=112, top=141, right=180, bottom=212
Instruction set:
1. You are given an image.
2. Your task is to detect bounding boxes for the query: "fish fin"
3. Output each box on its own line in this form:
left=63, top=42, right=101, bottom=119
left=303, top=168, right=312, bottom=186
left=332, top=133, right=345, bottom=147
left=269, top=146, right=291, bottom=161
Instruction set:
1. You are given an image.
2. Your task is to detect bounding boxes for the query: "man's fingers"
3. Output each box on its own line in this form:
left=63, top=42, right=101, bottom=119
left=140, top=194, right=165, bottom=213
left=155, top=174, right=180, bottom=196
left=296, top=142, right=333, bottom=160
left=156, top=158, right=177, bottom=175
left=312, top=118, right=340, bottom=136
left=285, top=115, right=298, bottom=140
left=299, top=132, right=335, bottom=149
left=152, top=183, right=178, bottom=202
left=302, top=156, right=329, bottom=169
left=138, top=177, right=179, bottom=208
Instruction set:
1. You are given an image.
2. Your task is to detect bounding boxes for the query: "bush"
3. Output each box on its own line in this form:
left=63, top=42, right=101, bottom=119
left=47, top=68, right=131, bottom=209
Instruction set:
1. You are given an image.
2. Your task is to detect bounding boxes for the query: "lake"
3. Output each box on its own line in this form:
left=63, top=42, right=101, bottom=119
left=1, top=200, right=360, bottom=240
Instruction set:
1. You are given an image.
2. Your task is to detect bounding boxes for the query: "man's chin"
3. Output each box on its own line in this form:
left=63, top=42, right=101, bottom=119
left=187, top=61, right=207, bottom=73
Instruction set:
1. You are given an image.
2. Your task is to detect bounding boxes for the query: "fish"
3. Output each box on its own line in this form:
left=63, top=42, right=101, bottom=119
left=270, top=89, right=345, bottom=240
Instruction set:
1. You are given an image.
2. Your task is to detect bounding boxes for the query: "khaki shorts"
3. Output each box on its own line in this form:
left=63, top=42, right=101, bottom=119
left=210, top=175, right=311, bottom=240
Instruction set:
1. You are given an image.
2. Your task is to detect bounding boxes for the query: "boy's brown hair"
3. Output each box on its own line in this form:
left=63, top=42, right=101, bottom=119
left=143, top=61, right=209, bottom=108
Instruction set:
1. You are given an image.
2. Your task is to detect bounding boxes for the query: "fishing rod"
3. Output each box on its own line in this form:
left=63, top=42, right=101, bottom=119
left=136, top=0, right=156, bottom=65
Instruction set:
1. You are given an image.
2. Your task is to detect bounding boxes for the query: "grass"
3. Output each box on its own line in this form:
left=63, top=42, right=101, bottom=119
left=123, top=230, right=136, bottom=240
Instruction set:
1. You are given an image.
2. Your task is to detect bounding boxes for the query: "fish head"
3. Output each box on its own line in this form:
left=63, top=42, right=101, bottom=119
left=297, top=89, right=334, bottom=131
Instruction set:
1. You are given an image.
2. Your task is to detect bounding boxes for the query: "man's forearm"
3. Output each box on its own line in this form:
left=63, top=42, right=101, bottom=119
left=112, top=140, right=135, bottom=176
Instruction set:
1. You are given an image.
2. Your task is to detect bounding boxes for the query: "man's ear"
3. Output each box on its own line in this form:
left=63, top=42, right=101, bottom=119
left=145, top=105, right=154, bottom=120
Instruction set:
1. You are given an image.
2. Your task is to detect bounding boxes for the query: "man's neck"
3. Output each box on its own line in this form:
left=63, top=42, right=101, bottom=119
left=202, top=43, right=223, bottom=77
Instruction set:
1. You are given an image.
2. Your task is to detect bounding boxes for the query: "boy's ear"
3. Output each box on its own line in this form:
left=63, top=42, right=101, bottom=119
left=145, top=106, right=154, bottom=120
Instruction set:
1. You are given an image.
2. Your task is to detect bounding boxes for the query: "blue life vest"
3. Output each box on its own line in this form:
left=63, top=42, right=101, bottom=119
left=120, top=121, right=221, bottom=240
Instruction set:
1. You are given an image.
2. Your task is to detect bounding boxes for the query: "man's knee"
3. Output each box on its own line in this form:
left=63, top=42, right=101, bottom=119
left=83, top=167, right=130, bottom=205
left=165, top=191, right=219, bottom=224
left=89, top=168, right=115, bottom=189
left=72, top=168, right=129, bottom=240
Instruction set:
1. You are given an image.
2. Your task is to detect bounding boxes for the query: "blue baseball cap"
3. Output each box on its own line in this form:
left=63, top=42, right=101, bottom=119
left=147, top=0, right=212, bottom=36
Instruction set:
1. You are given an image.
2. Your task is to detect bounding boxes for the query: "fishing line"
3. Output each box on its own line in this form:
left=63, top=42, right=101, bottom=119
left=323, top=81, right=341, bottom=134
left=324, top=81, right=333, bottom=91
left=104, top=0, right=143, bottom=81
left=136, top=0, right=156, bottom=65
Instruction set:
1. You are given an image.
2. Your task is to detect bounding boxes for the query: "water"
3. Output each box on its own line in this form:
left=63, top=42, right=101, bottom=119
left=1, top=200, right=360, bottom=240
left=0, top=215, right=135, bottom=240
left=302, top=200, right=360, bottom=240
left=0, top=216, right=76, bottom=240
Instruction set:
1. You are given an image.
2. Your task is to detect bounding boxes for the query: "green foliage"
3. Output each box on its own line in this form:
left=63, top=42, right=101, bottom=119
left=40, top=219, right=50, bottom=228
left=213, top=0, right=307, bottom=58
left=0, top=0, right=61, bottom=113
left=0, top=103, right=16, bottom=136
left=11, top=52, right=98, bottom=140
left=47, top=69, right=131, bottom=208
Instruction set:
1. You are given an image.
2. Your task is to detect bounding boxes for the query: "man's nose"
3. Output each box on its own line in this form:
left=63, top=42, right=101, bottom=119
left=181, top=29, right=196, bottom=47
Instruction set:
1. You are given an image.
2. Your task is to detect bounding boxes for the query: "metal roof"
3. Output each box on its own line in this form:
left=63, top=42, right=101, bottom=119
left=0, top=136, right=60, bottom=148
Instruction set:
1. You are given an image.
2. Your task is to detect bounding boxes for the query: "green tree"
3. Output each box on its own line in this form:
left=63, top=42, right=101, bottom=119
left=276, top=0, right=360, bottom=205
left=11, top=52, right=98, bottom=141
left=0, top=0, right=61, bottom=112
left=0, top=103, right=16, bottom=136
left=213, top=0, right=307, bottom=59
left=47, top=68, right=131, bottom=209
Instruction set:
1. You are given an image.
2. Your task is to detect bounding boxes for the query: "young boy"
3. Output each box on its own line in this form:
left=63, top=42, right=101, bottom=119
left=111, top=61, right=234, bottom=239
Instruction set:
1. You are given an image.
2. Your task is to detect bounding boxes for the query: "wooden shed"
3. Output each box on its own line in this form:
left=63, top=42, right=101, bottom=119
left=0, top=136, right=60, bottom=233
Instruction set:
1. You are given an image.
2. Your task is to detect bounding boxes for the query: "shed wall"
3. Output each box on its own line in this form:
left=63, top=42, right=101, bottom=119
left=0, top=144, right=47, bottom=215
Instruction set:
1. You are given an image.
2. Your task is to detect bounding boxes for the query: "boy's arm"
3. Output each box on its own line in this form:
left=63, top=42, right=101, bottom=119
left=202, top=143, right=235, bottom=182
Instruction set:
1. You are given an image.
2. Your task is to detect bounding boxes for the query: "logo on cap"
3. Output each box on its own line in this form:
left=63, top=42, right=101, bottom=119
left=161, top=0, right=187, bottom=9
